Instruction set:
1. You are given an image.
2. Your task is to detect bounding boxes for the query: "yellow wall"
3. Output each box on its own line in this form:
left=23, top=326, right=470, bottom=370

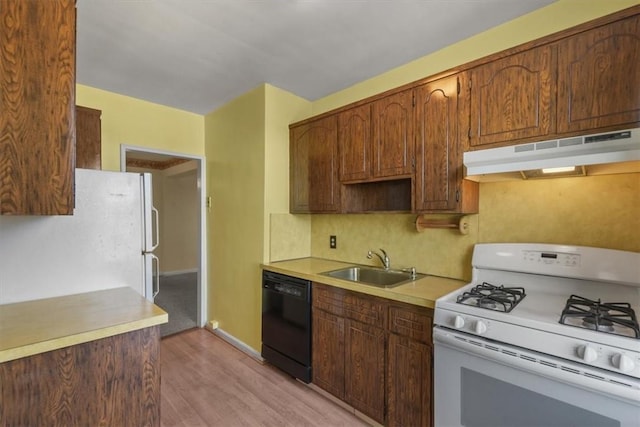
left=76, top=85, right=204, bottom=171
left=204, top=83, right=310, bottom=350
left=205, top=85, right=267, bottom=350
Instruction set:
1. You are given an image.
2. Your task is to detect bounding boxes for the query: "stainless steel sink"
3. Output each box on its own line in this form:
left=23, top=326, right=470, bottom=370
left=320, top=266, right=425, bottom=288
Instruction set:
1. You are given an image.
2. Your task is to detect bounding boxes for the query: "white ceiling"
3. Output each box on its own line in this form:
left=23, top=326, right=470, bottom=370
left=76, top=0, right=555, bottom=115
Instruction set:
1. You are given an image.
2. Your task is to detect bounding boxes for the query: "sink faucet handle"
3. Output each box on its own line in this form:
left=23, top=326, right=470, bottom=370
left=401, top=266, right=417, bottom=279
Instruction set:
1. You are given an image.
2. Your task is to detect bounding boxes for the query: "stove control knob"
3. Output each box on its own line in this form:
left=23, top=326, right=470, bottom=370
left=611, top=353, right=635, bottom=373
left=453, top=315, right=465, bottom=329
left=474, top=320, right=487, bottom=335
left=576, top=344, right=598, bottom=363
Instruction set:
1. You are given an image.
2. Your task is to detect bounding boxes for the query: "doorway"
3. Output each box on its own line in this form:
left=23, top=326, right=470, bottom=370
left=120, top=145, right=207, bottom=336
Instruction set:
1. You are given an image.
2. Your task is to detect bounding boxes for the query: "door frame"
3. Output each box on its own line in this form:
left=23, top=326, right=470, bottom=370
left=120, top=144, right=207, bottom=328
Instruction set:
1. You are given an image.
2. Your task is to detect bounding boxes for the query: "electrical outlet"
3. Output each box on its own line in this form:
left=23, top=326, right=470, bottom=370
left=329, top=235, right=337, bottom=249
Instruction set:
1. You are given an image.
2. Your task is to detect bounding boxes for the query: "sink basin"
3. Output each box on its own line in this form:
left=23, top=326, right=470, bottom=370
left=320, top=266, right=425, bottom=288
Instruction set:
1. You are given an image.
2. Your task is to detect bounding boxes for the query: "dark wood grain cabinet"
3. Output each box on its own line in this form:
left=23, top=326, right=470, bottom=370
left=415, top=73, right=478, bottom=213
left=338, top=104, right=372, bottom=182
left=290, top=116, right=340, bottom=213
left=469, top=45, right=556, bottom=148
left=371, top=90, right=415, bottom=179
left=312, top=283, right=387, bottom=424
left=0, top=0, right=77, bottom=215
left=76, top=106, right=102, bottom=170
left=557, top=13, right=640, bottom=133
left=387, top=304, right=434, bottom=427
left=0, top=326, right=161, bottom=426
left=312, top=283, right=434, bottom=426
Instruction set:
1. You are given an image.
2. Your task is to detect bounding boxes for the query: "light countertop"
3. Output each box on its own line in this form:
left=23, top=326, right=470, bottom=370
left=262, top=257, right=467, bottom=308
left=0, top=287, right=168, bottom=363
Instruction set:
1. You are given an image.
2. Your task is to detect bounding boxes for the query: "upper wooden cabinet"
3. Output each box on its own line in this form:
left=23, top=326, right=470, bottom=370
left=338, top=104, right=372, bottom=182
left=76, top=106, right=102, bottom=170
left=0, top=0, right=77, bottom=215
left=469, top=45, right=556, bottom=148
left=371, top=90, right=415, bottom=179
left=415, top=73, right=478, bottom=213
left=557, top=14, right=640, bottom=133
left=290, top=116, right=340, bottom=213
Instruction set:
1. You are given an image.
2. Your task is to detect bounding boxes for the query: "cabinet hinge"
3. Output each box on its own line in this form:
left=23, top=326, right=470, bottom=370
left=456, top=189, right=460, bottom=202
left=457, top=77, right=460, bottom=95
left=412, top=93, right=415, bottom=107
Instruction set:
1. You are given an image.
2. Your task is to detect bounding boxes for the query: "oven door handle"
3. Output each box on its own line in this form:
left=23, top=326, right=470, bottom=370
left=433, top=327, right=640, bottom=405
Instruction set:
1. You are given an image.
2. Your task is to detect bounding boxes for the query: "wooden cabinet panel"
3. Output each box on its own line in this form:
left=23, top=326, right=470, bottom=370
left=345, top=320, right=386, bottom=424
left=372, top=90, right=415, bottom=178
left=415, top=74, right=477, bottom=213
left=0, top=327, right=161, bottom=426
left=557, top=14, right=640, bottom=133
left=290, top=116, right=340, bottom=213
left=76, top=106, right=102, bottom=170
left=469, top=45, right=556, bottom=148
left=312, top=308, right=345, bottom=399
left=338, top=104, right=372, bottom=182
left=0, top=0, right=76, bottom=215
left=387, top=333, right=432, bottom=427
left=389, top=303, right=433, bottom=344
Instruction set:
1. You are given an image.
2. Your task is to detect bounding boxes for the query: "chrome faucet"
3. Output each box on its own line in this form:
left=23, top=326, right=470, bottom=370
left=367, top=248, right=390, bottom=270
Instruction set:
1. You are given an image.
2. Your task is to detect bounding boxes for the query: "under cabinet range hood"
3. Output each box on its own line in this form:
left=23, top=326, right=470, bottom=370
left=464, top=128, right=640, bottom=181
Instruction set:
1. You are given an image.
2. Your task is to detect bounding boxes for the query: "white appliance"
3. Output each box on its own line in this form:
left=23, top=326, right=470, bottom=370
left=434, top=243, right=640, bottom=427
left=0, top=169, right=159, bottom=304
left=464, top=127, right=640, bottom=180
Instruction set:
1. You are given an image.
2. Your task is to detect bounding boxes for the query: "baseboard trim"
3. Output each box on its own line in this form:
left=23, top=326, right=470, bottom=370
left=204, top=325, right=264, bottom=362
left=306, top=383, right=383, bottom=427
left=160, top=268, right=198, bottom=277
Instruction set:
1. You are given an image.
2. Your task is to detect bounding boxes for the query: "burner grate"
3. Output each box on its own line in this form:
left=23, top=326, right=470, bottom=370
left=456, top=282, right=526, bottom=313
left=559, top=295, right=639, bottom=339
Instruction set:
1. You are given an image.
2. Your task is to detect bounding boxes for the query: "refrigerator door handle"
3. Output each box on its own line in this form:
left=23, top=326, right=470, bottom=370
left=151, top=207, right=160, bottom=252
left=151, top=253, right=160, bottom=299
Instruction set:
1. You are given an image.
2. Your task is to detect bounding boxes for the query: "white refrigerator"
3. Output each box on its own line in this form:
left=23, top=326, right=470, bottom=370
left=0, top=169, right=159, bottom=305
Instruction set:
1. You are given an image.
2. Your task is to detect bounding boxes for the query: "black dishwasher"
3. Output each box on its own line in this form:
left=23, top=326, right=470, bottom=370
left=261, top=271, right=311, bottom=383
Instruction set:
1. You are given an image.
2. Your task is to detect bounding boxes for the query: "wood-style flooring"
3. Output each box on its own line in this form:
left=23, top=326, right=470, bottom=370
left=161, top=328, right=369, bottom=427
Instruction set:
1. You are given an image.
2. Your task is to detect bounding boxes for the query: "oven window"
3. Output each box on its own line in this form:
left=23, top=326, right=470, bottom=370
left=460, top=368, right=620, bottom=427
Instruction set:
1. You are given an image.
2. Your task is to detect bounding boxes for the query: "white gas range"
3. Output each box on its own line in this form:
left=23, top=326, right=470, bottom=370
left=433, top=243, right=640, bottom=427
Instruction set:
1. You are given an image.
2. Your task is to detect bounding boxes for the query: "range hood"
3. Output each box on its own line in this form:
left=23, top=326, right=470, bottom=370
left=464, top=128, right=640, bottom=181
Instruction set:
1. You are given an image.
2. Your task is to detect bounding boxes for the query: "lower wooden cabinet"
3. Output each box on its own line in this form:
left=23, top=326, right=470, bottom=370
left=0, top=326, right=161, bottom=426
left=312, top=309, right=346, bottom=399
left=345, top=319, right=386, bottom=423
left=387, top=333, right=432, bottom=427
left=312, top=283, right=433, bottom=426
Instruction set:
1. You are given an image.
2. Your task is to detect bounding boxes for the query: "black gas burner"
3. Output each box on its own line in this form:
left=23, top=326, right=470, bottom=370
left=456, top=282, right=526, bottom=313
left=559, top=295, right=639, bottom=339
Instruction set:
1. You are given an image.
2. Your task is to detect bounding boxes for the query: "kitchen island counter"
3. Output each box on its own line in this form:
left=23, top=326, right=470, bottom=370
left=262, top=257, right=466, bottom=308
left=0, top=286, right=167, bottom=363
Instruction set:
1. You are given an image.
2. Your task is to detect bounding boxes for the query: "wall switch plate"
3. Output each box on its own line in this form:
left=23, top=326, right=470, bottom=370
left=329, top=235, right=337, bottom=249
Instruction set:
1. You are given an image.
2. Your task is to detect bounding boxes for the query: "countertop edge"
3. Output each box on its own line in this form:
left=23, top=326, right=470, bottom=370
left=261, top=257, right=467, bottom=309
left=0, top=287, right=169, bottom=364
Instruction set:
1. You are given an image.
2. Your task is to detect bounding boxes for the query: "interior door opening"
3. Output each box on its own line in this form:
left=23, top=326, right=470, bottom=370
left=121, top=145, right=207, bottom=337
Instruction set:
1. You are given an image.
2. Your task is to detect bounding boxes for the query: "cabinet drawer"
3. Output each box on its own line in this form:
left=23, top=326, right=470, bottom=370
left=313, top=283, right=345, bottom=315
left=313, top=283, right=387, bottom=327
left=389, top=304, right=433, bottom=343
left=342, top=292, right=386, bottom=328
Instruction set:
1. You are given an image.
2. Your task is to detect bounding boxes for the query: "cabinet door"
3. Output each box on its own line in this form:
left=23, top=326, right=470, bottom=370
left=557, top=14, right=640, bottom=133
left=469, top=45, right=555, bottom=148
left=345, top=319, right=386, bottom=424
left=372, top=90, right=414, bottom=178
left=76, top=106, right=102, bottom=170
left=415, top=74, right=462, bottom=212
left=312, top=309, right=345, bottom=399
left=338, top=104, right=372, bottom=182
left=0, top=0, right=76, bottom=215
left=387, top=333, right=432, bottom=427
left=289, top=115, right=340, bottom=213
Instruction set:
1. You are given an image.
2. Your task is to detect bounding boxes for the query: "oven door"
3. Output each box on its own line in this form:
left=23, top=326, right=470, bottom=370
left=434, top=327, right=640, bottom=427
